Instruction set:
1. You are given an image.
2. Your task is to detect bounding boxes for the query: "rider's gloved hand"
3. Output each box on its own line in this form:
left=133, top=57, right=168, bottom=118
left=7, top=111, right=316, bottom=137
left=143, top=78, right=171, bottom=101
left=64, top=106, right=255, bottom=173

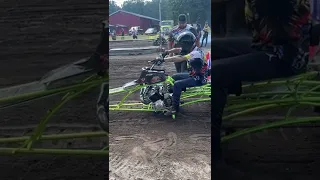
left=155, top=57, right=165, bottom=65
left=162, top=50, right=169, bottom=58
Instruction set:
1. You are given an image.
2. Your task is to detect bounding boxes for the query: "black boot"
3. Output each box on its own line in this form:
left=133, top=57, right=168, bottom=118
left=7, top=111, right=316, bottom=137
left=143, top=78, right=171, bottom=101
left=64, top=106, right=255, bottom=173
left=163, top=104, right=179, bottom=117
left=171, top=104, right=180, bottom=114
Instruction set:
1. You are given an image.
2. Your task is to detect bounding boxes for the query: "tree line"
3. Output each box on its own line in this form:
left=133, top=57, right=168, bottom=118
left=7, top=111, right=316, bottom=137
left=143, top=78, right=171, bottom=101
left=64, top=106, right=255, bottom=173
left=109, top=0, right=211, bottom=26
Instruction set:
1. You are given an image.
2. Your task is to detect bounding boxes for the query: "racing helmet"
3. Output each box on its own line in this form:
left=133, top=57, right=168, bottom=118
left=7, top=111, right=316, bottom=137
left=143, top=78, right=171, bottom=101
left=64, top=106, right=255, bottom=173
left=175, top=31, right=196, bottom=52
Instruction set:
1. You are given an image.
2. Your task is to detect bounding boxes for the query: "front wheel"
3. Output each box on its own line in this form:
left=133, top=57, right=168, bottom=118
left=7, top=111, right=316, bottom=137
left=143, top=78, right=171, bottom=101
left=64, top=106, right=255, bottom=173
left=161, top=38, right=167, bottom=45
left=153, top=40, right=159, bottom=46
left=96, top=82, right=109, bottom=133
left=96, top=101, right=109, bottom=133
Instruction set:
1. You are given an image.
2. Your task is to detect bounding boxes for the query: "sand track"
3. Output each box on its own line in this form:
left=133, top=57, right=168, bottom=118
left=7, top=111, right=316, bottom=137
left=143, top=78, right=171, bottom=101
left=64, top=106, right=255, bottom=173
left=109, top=46, right=211, bottom=180
left=0, top=1, right=107, bottom=179
left=109, top=41, right=320, bottom=179
left=1, top=1, right=320, bottom=177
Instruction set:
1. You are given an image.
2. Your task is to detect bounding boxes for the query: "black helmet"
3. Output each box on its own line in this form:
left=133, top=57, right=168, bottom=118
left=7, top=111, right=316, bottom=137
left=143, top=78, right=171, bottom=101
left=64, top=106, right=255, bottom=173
left=176, top=31, right=196, bottom=51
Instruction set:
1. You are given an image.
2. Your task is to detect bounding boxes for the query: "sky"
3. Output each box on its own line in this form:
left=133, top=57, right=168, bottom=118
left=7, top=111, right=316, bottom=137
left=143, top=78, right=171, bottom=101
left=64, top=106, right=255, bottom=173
left=111, top=0, right=125, bottom=7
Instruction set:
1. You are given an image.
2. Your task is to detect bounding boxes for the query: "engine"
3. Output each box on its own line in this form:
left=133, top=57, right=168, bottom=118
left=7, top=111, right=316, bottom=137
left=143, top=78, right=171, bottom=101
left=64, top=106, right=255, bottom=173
left=139, top=85, right=172, bottom=111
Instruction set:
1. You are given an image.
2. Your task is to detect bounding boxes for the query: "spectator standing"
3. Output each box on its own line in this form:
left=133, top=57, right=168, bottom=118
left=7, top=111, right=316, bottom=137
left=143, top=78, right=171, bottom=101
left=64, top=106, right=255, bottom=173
left=196, top=22, right=202, bottom=40
left=168, top=14, right=199, bottom=73
left=121, top=28, right=125, bottom=37
left=132, top=28, right=138, bottom=39
left=201, top=22, right=211, bottom=47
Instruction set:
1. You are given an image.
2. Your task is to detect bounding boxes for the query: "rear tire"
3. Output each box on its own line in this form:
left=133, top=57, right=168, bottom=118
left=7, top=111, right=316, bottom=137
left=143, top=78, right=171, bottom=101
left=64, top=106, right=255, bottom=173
left=153, top=40, right=159, bottom=46
left=152, top=111, right=163, bottom=116
left=96, top=82, right=109, bottom=133
left=96, top=99, right=109, bottom=133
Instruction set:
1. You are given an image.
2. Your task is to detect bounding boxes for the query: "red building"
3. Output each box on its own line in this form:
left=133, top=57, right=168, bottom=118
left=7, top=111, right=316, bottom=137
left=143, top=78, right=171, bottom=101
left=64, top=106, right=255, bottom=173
left=109, top=10, right=160, bottom=34
left=109, top=24, right=129, bottom=36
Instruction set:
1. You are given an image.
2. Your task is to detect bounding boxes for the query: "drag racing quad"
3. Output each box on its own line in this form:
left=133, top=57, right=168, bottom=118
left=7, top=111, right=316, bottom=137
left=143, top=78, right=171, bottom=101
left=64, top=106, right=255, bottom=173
left=109, top=53, right=211, bottom=119
left=153, top=32, right=168, bottom=46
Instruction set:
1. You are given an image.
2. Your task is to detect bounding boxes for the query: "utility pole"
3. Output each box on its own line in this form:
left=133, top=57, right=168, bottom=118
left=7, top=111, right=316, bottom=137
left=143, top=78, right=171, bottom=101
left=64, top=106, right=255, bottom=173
left=187, top=13, right=190, bottom=24
left=159, top=0, right=162, bottom=50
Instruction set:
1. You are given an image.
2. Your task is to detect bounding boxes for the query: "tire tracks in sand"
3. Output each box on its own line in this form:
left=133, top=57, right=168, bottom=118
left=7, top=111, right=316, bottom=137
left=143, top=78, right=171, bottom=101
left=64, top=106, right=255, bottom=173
left=109, top=132, right=211, bottom=180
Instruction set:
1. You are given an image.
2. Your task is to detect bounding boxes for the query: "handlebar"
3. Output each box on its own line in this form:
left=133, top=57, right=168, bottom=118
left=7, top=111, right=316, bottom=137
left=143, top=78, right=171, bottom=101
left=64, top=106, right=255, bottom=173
left=148, top=53, right=164, bottom=70
left=147, top=60, right=157, bottom=69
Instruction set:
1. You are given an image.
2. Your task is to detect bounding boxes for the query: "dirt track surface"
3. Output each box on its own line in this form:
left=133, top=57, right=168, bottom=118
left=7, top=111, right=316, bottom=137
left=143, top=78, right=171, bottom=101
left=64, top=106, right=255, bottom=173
left=109, top=39, right=154, bottom=49
left=1, top=2, right=319, bottom=177
left=0, top=1, right=108, bottom=179
left=0, top=0, right=107, bottom=88
left=109, top=45, right=212, bottom=180
left=109, top=41, right=320, bottom=180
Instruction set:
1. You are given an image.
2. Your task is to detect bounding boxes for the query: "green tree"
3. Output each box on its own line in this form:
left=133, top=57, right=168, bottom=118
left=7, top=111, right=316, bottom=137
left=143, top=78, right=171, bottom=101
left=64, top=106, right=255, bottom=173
left=122, top=0, right=145, bottom=15
left=114, top=0, right=211, bottom=26
left=169, top=0, right=211, bottom=25
left=144, top=0, right=171, bottom=20
left=144, top=0, right=159, bottom=19
left=109, top=0, right=121, bottom=14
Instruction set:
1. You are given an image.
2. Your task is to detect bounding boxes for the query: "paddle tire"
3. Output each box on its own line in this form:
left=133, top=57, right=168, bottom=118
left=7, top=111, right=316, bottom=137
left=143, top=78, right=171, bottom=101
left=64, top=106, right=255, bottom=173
left=96, top=82, right=109, bottom=133
left=96, top=97, right=109, bottom=133
left=153, top=37, right=167, bottom=46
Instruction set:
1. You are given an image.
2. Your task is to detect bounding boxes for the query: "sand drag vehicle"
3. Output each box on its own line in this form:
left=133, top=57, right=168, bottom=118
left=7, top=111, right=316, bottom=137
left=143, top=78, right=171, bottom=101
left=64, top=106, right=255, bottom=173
left=109, top=52, right=212, bottom=119
left=108, top=34, right=320, bottom=141
left=152, top=32, right=168, bottom=46
left=1, top=20, right=320, bottom=157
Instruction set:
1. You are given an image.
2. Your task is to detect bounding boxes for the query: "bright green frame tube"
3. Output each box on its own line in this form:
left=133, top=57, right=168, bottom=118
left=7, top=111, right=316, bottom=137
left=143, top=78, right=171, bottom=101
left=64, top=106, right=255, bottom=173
left=110, top=71, right=320, bottom=143
left=0, top=75, right=109, bottom=156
